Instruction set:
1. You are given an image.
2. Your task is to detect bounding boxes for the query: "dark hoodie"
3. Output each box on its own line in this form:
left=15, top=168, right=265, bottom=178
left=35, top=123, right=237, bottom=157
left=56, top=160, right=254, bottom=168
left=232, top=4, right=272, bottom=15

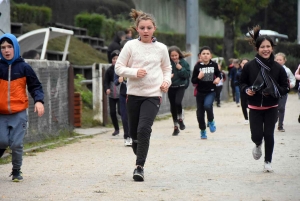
left=0, top=33, right=44, bottom=114
left=107, top=31, right=125, bottom=63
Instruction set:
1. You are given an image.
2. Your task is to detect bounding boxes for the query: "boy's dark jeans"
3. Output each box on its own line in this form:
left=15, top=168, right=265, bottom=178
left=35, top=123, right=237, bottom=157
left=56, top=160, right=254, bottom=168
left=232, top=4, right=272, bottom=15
left=108, top=97, right=120, bottom=131
left=196, top=92, right=216, bottom=130
left=126, top=95, right=161, bottom=167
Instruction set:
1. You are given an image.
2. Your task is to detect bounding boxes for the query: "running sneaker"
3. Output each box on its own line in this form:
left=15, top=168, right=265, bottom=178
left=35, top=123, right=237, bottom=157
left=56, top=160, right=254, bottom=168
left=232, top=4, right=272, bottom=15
left=133, top=166, right=144, bottom=182
left=244, top=120, right=249, bottom=125
left=10, top=169, right=23, bottom=182
left=252, top=143, right=262, bottom=160
left=208, top=121, right=216, bottom=133
left=124, top=137, right=132, bottom=146
left=200, top=130, right=207, bottom=139
left=277, top=126, right=285, bottom=132
left=263, top=161, right=274, bottom=173
left=172, top=126, right=180, bottom=136
left=112, top=130, right=119, bottom=136
left=178, top=119, right=186, bottom=130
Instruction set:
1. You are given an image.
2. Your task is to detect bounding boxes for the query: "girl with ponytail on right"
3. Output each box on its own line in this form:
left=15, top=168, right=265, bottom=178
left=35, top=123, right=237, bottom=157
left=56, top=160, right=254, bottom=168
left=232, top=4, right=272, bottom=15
left=239, top=25, right=289, bottom=173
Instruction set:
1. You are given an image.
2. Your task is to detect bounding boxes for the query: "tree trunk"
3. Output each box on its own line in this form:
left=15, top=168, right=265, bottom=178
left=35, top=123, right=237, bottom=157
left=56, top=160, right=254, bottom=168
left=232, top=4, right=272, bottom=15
left=222, top=21, right=235, bottom=66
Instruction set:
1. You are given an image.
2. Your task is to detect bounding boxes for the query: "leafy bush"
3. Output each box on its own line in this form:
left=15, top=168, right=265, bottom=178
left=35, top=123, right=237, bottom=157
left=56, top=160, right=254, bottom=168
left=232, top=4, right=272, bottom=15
left=74, top=74, right=93, bottom=108
left=11, top=3, right=52, bottom=26
left=75, top=13, right=106, bottom=37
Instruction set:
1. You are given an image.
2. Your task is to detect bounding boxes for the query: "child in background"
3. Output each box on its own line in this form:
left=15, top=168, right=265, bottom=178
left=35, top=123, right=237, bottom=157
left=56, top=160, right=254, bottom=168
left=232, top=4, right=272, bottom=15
left=104, top=50, right=121, bottom=136
left=274, top=53, right=296, bottom=132
left=215, top=64, right=226, bottom=107
left=237, top=59, right=250, bottom=124
left=191, top=46, right=221, bottom=139
left=168, top=46, right=191, bottom=136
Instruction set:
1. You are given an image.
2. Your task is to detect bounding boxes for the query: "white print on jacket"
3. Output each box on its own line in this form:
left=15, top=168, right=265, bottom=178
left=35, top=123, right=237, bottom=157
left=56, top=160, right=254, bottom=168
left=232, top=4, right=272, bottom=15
left=199, top=67, right=215, bottom=81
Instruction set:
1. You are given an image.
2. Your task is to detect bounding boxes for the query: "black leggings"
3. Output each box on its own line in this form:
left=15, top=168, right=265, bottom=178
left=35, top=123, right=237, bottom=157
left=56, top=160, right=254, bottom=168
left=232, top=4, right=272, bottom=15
left=168, top=86, right=185, bottom=122
left=249, top=107, right=277, bottom=162
left=126, top=95, right=161, bottom=167
left=240, top=92, right=248, bottom=120
left=108, top=97, right=120, bottom=131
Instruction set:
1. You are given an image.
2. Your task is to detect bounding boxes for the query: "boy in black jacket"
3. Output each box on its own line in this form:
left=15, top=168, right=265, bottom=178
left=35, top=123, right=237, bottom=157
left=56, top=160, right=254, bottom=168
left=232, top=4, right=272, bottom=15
left=191, top=46, right=221, bottom=139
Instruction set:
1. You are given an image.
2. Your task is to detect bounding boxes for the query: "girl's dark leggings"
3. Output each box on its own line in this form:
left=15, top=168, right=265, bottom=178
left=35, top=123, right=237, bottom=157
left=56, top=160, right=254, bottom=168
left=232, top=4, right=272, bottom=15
left=249, top=107, right=277, bottom=162
left=240, top=92, right=248, bottom=120
left=168, top=86, right=185, bottom=122
left=108, top=97, right=120, bottom=131
left=126, top=95, right=161, bottom=167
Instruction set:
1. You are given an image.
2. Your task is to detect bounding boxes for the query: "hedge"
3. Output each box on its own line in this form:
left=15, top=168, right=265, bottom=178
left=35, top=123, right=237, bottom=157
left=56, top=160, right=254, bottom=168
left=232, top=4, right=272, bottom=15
left=11, top=3, right=52, bottom=26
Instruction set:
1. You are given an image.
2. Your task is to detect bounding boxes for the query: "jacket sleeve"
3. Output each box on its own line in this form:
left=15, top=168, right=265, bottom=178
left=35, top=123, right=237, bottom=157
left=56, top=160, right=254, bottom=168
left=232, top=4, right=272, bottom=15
left=240, top=64, right=250, bottom=93
left=115, top=42, right=139, bottom=78
left=214, top=63, right=221, bottom=79
left=191, top=63, right=199, bottom=84
left=114, top=73, right=120, bottom=86
left=177, top=59, right=190, bottom=79
left=25, top=64, right=44, bottom=104
left=103, top=68, right=111, bottom=92
left=277, top=66, right=290, bottom=96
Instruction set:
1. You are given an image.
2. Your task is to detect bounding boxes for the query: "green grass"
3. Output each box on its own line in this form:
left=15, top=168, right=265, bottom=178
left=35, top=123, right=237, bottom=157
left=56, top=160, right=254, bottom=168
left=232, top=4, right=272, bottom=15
left=47, top=36, right=108, bottom=65
left=22, top=23, right=109, bottom=66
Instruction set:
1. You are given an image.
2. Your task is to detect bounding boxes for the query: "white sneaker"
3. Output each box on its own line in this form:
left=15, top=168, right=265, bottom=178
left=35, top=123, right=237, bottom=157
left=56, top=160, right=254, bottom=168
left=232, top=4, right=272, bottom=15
left=129, top=138, right=132, bottom=146
left=124, top=137, right=131, bottom=146
left=263, top=161, right=274, bottom=173
left=244, top=120, right=249, bottom=124
left=237, top=104, right=240, bottom=107
left=252, top=143, right=262, bottom=160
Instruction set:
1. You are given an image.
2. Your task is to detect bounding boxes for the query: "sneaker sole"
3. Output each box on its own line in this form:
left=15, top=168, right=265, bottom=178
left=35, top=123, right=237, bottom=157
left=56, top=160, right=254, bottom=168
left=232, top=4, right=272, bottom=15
left=179, top=126, right=185, bottom=130
left=12, top=179, right=23, bottom=182
left=133, top=174, right=144, bottom=182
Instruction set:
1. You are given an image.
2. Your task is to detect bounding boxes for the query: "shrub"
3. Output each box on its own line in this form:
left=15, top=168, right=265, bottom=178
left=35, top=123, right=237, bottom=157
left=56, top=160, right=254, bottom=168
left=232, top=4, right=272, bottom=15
left=74, top=74, right=93, bottom=108
left=75, top=13, right=106, bottom=37
left=11, top=3, right=52, bottom=26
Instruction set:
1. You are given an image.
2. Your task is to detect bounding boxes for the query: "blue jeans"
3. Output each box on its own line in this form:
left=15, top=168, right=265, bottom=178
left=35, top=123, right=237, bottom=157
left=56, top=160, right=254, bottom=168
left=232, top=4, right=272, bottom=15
left=277, top=94, right=288, bottom=127
left=0, top=110, right=27, bottom=169
left=196, top=92, right=216, bottom=130
left=235, top=86, right=240, bottom=104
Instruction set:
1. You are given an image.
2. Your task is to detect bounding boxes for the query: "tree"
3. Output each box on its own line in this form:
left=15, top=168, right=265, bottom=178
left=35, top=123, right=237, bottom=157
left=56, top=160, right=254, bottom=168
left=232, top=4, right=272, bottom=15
left=241, top=0, right=297, bottom=42
left=199, top=0, right=269, bottom=65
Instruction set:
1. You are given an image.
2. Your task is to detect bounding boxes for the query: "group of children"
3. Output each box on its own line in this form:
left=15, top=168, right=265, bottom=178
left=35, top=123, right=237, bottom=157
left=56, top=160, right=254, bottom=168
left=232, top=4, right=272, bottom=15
left=1, top=9, right=300, bottom=184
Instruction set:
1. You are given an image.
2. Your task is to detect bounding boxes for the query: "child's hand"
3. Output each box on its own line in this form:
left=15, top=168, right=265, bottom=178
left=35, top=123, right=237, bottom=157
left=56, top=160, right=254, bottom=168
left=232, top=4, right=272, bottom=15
left=34, top=102, right=44, bottom=117
left=137, top=69, right=147, bottom=78
left=213, top=77, right=220, bottom=85
left=198, top=70, right=204, bottom=79
left=160, top=81, right=169, bottom=93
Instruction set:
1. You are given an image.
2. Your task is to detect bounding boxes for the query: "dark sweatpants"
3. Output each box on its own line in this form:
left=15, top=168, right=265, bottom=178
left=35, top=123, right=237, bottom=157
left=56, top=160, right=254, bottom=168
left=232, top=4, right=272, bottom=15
left=108, top=97, right=120, bottom=131
left=168, top=86, right=185, bottom=123
left=126, top=95, right=161, bottom=167
left=240, top=92, right=248, bottom=120
left=249, top=107, right=277, bottom=162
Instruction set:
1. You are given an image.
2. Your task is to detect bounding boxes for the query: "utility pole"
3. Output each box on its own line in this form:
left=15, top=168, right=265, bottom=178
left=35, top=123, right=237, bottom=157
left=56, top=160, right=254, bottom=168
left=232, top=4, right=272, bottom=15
left=186, top=0, right=199, bottom=69
left=298, top=0, right=300, bottom=44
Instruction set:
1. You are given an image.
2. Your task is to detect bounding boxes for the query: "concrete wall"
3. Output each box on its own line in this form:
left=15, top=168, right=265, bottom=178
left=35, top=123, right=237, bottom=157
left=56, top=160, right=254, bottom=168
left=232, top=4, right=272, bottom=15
left=0, top=0, right=11, bottom=36
left=132, top=0, right=224, bottom=36
left=24, top=60, right=72, bottom=143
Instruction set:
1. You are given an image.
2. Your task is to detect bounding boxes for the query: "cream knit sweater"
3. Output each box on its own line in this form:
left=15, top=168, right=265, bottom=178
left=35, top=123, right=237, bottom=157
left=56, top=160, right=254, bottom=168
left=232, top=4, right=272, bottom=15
left=115, top=39, right=172, bottom=97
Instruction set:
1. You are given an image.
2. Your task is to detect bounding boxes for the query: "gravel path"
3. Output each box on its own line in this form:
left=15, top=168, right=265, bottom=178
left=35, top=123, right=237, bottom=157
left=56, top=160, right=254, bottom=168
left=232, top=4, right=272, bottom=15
left=1, top=94, right=300, bottom=201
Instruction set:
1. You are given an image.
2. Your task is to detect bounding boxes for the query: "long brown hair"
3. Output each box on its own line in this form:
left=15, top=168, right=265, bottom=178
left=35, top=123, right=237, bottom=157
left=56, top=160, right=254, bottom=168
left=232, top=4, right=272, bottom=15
left=168, top=46, right=191, bottom=59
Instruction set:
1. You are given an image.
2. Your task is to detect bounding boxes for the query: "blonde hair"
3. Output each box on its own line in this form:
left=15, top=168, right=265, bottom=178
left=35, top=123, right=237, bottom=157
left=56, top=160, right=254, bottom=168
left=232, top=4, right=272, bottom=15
left=275, top=52, right=287, bottom=61
left=129, top=9, right=156, bottom=28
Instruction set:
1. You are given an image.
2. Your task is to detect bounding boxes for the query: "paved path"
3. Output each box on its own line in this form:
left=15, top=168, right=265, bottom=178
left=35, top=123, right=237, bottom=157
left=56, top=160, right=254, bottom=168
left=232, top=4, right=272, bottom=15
left=1, top=94, right=300, bottom=201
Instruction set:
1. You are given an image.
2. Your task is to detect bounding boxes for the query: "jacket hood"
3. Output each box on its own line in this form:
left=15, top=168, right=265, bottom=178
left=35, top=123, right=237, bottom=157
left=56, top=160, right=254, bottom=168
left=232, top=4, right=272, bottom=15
left=0, top=33, right=20, bottom=65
